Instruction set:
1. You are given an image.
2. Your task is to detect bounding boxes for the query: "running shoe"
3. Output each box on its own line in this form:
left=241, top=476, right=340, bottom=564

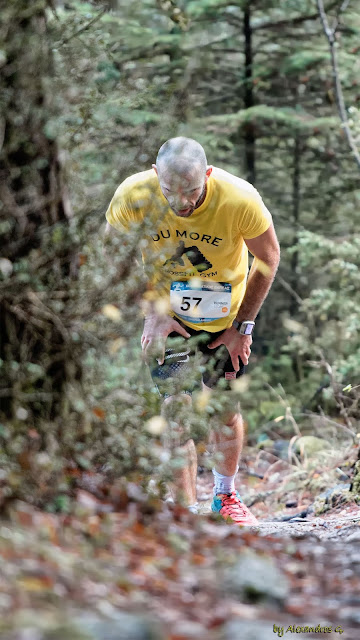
left=211, top=491, right=259, bottom=525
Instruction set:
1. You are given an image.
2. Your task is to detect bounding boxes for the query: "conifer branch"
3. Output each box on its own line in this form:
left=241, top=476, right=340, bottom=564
left=60, top=8, right=106, bottom=46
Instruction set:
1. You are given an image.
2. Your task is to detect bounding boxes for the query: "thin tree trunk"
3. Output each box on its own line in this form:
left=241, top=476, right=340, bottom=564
left=243, top=1, right=256, bottom=184
left=317, top=0, right=360, bottom=170
left=290, top=134, right=302, bottom=316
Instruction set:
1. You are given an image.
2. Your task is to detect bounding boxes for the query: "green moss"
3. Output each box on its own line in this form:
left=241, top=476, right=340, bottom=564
left=351, top=461, right=360, bottom=500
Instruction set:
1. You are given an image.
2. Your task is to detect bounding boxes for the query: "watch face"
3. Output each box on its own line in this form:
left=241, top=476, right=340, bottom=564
left=244, top=323, right=253, bottom=335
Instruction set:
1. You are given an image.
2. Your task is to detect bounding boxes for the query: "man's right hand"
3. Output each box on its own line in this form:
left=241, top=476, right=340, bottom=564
left=141, top=315, right=191, bottom=365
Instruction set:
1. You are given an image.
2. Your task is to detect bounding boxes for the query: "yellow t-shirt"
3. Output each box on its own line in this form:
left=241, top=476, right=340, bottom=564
left=105, top=166, right=272, bottom=332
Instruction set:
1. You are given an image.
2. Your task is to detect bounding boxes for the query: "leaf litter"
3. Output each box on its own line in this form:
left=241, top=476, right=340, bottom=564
left=0, top=442, right=359, bottom=639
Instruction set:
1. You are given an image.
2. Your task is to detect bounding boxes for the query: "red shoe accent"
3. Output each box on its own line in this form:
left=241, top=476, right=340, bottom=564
left=216, top=492, right=259, bottom=525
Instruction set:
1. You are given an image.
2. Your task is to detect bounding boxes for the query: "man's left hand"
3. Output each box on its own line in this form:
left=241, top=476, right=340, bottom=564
left=208, top=326, right=252, bottom=371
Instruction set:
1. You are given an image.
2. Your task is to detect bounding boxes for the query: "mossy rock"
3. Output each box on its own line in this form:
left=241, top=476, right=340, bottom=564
left=295, top=436, right=331, bottom=457
left=351, top=460, right=360, bottom=499
left=74, top=612, right=164, bottom=640
left=313, top=483, right=351, bottom=515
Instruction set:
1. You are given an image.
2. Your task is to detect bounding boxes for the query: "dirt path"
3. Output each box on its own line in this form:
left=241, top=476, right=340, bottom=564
left=197, top=498, right=360, bottom=540
left=257, top=507, right=360, bottom=540
left=1, top=448, right=360, bottom=640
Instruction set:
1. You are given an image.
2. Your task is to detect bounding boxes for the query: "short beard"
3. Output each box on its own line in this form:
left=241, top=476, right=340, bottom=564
left=170, top=183, right=207, bottom=217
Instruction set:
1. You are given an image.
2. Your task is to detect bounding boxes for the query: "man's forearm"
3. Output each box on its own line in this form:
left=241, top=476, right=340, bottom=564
left=235, top=257, right=279, bottom=322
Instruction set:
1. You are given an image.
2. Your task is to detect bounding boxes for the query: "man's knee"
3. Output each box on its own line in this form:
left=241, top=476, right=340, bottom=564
left=224, top=412, right=243, bottom=428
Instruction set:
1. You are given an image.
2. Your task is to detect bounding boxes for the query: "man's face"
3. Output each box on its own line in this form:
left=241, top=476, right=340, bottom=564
left=153, top=165, right=212, bottom=217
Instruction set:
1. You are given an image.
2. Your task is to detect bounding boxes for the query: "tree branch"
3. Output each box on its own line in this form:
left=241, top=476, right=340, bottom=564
left=222, top=1, right=340, bottom=31
left=60, top=8, right=106, bottom=46
left=276, top=275, right=303, bottom=306
left=317, top=0, right=360, bottom=170
left=332, top=0, right=351, bottom=32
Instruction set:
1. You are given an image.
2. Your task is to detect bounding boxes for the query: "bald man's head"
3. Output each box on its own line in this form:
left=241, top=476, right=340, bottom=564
left=156, top=137, right=207, bottom=179
left=153, top=137, right=212, bottom=218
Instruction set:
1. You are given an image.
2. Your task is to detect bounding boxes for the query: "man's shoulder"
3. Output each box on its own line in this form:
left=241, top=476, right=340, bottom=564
left=211, top=166, right=258, bottom=200
left=114, top=169, right=160, bottom=199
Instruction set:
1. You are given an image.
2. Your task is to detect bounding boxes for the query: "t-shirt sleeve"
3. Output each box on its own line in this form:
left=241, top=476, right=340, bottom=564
left=105, top=182, right=134, bottom=232
left=238, top=191, right=272, bottom=239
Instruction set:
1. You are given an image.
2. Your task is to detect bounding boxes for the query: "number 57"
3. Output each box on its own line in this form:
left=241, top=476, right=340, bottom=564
left=180, top=296, right=202, bottom=311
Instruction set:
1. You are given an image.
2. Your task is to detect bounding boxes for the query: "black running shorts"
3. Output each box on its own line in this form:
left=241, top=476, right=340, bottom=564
left=150, top=324, right=245, bottom=398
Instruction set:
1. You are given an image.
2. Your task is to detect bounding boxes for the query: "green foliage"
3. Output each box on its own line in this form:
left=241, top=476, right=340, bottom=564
left=202, top=106, right=339, bottom=133
left=280, top=51, right=329, bottom=74
left=186, top=0, right=234, bottom=19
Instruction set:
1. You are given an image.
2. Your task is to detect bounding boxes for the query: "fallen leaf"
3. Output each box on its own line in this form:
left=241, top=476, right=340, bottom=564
left=101, top=304, right=122, bottom=322
left=92, top=407, right=106, bottom=420
left=17, top=576, right=53, bottom=591
left=17, top=451, right=32, bottom=470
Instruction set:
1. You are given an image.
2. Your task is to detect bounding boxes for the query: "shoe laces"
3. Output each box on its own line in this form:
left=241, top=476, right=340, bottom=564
left=219, top=492, right=250, bottom=515
left=220, top=491, right=243, bottom=506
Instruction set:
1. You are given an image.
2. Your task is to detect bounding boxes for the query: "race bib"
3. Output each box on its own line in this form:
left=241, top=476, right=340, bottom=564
left=170, top=281, right=232, bottom=324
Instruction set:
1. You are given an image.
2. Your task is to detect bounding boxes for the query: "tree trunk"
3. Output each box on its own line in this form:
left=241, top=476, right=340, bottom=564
left=0, top=0, right=81, bottom=420
left=290, top=133, right=302, bottom=316
left=243, top=1, right=256, bottom=184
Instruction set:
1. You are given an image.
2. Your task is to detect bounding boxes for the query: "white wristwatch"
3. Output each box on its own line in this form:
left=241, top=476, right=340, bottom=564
left=232, top=320, right=255, bottom=335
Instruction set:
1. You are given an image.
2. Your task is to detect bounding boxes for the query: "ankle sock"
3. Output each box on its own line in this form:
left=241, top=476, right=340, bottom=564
left=212, top=466, right=239, bottom=496
left=188, top=502, right=199, bottom=514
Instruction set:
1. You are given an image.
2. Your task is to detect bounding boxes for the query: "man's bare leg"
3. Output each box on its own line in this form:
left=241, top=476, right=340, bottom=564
left=162, top=394, right=197, bottom=506
left=204, top=385, right=258, bottom=524
left=212, top=409, right=244, bottom=475
left=203, top=384, right=244, bottom=475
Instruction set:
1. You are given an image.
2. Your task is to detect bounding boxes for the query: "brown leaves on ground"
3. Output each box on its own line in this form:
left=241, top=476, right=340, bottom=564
left=0, top=443, right=360, bottom=638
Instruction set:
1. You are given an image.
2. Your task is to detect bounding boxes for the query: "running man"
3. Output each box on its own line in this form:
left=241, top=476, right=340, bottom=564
left=105, top=137, right=280, bottom=525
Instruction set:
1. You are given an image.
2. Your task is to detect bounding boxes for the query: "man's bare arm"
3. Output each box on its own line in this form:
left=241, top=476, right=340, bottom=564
left=208, top=223, right=280, bottom=369
left=236, top=223, right=280, bottom=322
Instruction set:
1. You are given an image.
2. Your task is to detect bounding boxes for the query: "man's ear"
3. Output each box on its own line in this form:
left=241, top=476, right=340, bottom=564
left=205, top=166, right=213, bottom=181
left=152, top=164, right=158, bottom=176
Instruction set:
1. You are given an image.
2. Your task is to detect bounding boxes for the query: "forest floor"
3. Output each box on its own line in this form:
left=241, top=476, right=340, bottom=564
left=0, top=442, right=360, bottom=640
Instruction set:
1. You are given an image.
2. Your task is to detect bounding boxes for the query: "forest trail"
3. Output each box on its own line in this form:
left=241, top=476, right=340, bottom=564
left=1, top=446, right=359, bottom=640
left=197, top=495, right=360, bottom=541
left=256, top=506, right=360, bottom=540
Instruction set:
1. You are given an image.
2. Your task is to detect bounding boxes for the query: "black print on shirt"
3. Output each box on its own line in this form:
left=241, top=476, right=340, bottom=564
left=151, top=229, right=223, bottom=247
left=163, top=241, right=213, bottom=273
